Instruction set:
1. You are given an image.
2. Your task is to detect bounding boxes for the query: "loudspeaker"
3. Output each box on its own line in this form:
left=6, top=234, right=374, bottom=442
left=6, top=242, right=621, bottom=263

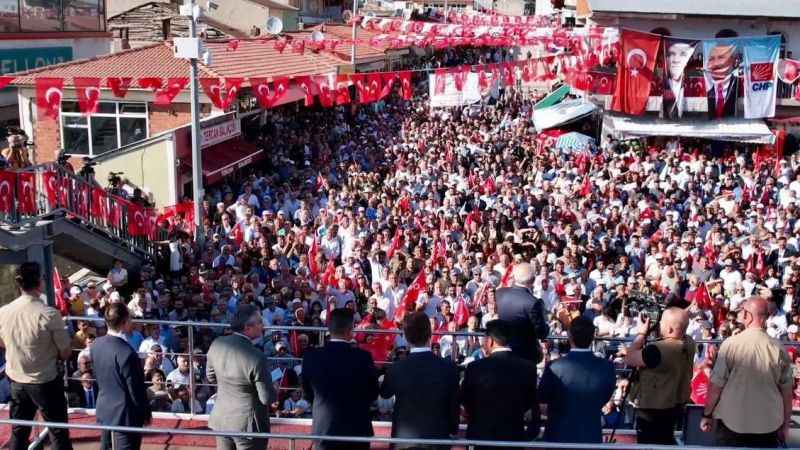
left=683, top=405, right=716, bottom=446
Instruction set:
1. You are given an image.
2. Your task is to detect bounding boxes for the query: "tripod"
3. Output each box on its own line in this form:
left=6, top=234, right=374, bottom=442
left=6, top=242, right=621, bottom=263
left=606, top=366, right=638, bottom=443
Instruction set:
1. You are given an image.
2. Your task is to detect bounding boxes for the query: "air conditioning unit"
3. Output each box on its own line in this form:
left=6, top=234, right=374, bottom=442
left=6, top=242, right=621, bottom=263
left=174, top=37, right=203, bottom=59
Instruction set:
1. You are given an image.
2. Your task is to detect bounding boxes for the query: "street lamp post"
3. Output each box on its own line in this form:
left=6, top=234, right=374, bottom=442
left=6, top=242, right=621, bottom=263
left=350, top=0, right=358, bottom=66
left=179, top=0, right=206, bottom=245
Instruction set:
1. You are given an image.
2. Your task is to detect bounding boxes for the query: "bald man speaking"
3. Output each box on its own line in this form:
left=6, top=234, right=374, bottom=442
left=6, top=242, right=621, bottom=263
left=624, top=307, right=696, bottom=445
left=700, top=297, right=792, bottom=448
left=494, top=263, right=549, bottom=364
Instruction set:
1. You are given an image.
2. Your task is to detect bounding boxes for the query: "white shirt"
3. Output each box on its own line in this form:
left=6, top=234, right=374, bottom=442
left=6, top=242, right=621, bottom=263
left=410, top=347, right=431, bottom=354
left=166, top=368, right=191, bottom=387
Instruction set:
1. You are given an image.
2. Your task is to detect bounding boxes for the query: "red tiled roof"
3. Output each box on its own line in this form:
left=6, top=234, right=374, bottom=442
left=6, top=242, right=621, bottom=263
left=9, top=39, right=343, bottom=87
left=311, top=24, right=392, bottom=63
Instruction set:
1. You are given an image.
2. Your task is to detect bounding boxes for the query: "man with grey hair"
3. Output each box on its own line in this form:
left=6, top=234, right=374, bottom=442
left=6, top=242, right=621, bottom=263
left=207, top=304, right=275, bottom=450
left=494, top=262, right=549, bottom=363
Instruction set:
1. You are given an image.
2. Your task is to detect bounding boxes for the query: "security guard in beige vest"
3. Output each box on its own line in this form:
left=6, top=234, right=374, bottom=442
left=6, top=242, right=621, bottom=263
left=624, top=307, right=696, bottom=445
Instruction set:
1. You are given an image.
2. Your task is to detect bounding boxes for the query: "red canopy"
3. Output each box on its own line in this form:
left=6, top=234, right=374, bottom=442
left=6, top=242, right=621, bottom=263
left=181, top=140, right=263, bottom=185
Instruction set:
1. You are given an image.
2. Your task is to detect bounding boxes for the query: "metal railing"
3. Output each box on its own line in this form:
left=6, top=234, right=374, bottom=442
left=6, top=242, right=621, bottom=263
left=63, top=315, right=800, bottom=420
left=1, top=418, right=791, bottom=450
left=0, top=163, right=156, bottom=258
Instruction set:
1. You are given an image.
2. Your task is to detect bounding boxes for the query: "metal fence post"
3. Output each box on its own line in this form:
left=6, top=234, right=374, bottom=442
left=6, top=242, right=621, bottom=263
left=188, top=325, right=195, bottom=417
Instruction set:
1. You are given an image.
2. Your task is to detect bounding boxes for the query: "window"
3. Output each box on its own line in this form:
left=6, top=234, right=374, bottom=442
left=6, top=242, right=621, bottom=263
left=715, top=29, right=738, bottom=38
left=61, top=101, right=149, bottom=156
left=0, top=0, right=19, bottom=32
left=0, top=0, right=106, bottom=33
left=21, top=0, right=60, bottom=31
left=64, top=0, right=103, bottom=32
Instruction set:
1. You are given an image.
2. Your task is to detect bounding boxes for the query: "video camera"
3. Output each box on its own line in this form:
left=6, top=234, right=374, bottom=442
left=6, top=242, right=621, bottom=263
left=78, top=157, right=96, bottom=179
left=626, top=290, right=667, bottom=328
left=107, top=171, right=124, bottom=186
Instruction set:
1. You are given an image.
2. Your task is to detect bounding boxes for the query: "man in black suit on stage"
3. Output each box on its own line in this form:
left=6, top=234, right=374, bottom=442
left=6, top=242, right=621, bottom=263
left=302, top=308, right=379, bottom=450
left=380, top=311, right=459, bottom=449
left=494, top=263, right=549, bottom=363
left=460, top=320, right=539, bottom=450
left=538, top=316, right=616, bottom=443
left=92, top=303, right=151, bottom=450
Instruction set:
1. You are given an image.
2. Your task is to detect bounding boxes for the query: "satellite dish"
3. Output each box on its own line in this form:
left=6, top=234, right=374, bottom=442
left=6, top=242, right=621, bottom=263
left=311, top=30, right=325, bottom=42
left=266, top=16, right=283, bottom=35
left=342, top=9, right=353, bottom=23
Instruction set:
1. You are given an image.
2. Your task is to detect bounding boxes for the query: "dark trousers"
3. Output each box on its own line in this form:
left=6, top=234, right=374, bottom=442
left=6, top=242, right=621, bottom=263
left=317, top=442, right=370, bottom=450
left=100, top=430, right=143, bottom=450
left=716, top=421, right=780, bottom=448
left=636, top=407, right=681, bottom=445
left=215, top=436, right=268, bottom=450
left=9, top=377, right=72, bottom=450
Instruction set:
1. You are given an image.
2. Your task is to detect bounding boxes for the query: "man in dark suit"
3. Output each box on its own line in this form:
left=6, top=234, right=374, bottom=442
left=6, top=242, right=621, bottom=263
left=207, top=304, right=275, bottom=450
left=538, top=316, right=616, bottom=443
left=495, top=263, right=549, bottom=363
left=380, top=311, right=459, bottom=449
left=302, top=308, right=379, bottom=450
left=460, top=320, right=539, bottom=450
left=705, top=43, right=738, bottom=119
left=92, top=303, right=151, bottom=450
left=768, top=236, right=796, bottom=270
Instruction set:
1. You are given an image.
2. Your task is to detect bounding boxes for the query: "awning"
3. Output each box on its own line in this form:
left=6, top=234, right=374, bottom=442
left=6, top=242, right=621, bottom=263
left=534, top=85, right=570, bottom=110
left=533, top=99, right=597, bottom=130
left=182, top=139, right=264, bottom=185
left=602, top=114, right=776, bottom=145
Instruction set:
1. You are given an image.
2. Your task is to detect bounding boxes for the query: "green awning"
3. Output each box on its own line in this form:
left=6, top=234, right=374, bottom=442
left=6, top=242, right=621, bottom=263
left=534, top=85, right=570, bottom=110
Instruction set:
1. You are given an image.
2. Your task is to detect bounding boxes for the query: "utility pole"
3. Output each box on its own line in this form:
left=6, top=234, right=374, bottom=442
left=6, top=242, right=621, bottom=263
left=350, top=0, right=358, bottom=67
left=179, top=0, right=206, bottom=245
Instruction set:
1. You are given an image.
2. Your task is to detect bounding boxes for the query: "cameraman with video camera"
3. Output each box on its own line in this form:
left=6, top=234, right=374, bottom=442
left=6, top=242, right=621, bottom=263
left=623, top=307, right=696, bottom=445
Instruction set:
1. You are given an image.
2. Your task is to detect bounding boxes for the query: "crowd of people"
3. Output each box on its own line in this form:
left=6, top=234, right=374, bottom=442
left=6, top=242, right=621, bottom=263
left=2, top=62, right=799, bottom=448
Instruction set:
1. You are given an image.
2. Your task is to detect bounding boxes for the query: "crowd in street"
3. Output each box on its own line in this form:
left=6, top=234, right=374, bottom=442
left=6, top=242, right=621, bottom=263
left=33, top=76, right=800, bottom=429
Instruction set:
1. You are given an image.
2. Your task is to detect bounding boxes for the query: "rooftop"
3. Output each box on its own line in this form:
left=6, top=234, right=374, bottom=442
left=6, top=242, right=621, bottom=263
left=9, top=39, right=343, bottom=87
left=247, top=0, right=300, bottom=11
left=585, top=0, right=800, bottom=18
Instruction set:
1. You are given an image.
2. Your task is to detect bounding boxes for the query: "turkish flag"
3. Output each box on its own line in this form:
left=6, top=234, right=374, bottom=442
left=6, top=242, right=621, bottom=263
left=478, top=68, right=490, bottom=91
left=694, top=282, right=712, bottom=310
left=273, top=38, right=288, bottom=53
left=127, top=201, right=146, bottom=236
left=308, top=237, right=320, bottom=277
left=380, top=72, right=397, bottom=100
left=452, top=66, right=468, bottom=91
left=0, top=76, right=13, bottom=90
left=335, top=75, right=351, bottom=105
left=138, top=77, right=162, bottom=90
left=434, top=68, right=447, bottom=94
left=200, top=78, right=243, bottom=110
left=42, top=171, right=58, bottom=208
left=502, top=62, right=515, bottom=86
left=146, top=209, right=159, bottom=240
left=366, top=73, right=382, bottom=103
left=611, top=29, right=660, bottom=115
left=91, top=187, right=109, bottom=222
left=398, top=71, right=413, bottom=100
left=579, top=175, right=592, bottom=197
left=107, top=77, right=132, bottom=98
left=16, top=172, right=35, bottom=215
left=395, top=269, right=427, bottom=323
left=454, top=298, right=470, bottom=328
left=250, top=77, right=274, bottom=108
left=316, top=76, right=335, bottom=108
left=319, top=260, right=336, bottom=290
left=231, top=221, right=243, bottom=245
left=386, top=228, right=403, bottom=260
left=76, top=183, right=90, bottom=217
left=153, top=78, right=188, bottom=105
left=36, top=77, right=64, bottom=121
left=351, top=73, right=370, bottom=104
left=74, top=77, right=102, bottom=115
left=53, top=266, right=69, bottom=316
left=291, top=39, right=305, bottom=55
left=108, top=195, right=124, bottom=227
left=272, top=77, right=290, bottom=106
left=295, top=76, right=317, bottom=107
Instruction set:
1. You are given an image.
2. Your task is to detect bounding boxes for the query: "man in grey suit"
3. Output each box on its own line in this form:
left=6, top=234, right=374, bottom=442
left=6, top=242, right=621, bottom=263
left=207, top=304, right=275, bottom=450
left=538, top=316, right=616, bottom=443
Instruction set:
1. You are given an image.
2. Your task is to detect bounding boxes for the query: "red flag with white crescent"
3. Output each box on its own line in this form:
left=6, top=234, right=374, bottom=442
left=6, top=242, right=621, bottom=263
left=35, top=77, right=63, bottom=121
left=351, top=73, right=370, bottom=104
left=91, top=186, right=108, bottom=222
left=611, top=29, right=660, bottom=115
left=386, top=228, right=403, bottom=260
left=42, top=171, right=58, bottom=208
left=250, top=77, right=274, bottom=108
left=454, top=298, right=469, bottom=328
left=434, top=68, right=447, bottom=95
left=335, top=75, right=351, bottom=105
left=16, top=172, right=36, bottom=215
left=53, top=266, right=69, bottom=316
left=380, top=72, right=398, bottom=100
left=395, top=269, right=427, bottom=323
left=74, top=77, right=102, bottom=116
left=295, top=76, right=317, bottom=107
left=366, top=73, right=383, bottom=103
left=127, top=201, right=146, bottom=236
left=107, top=77, right=132, bottom=98
left=315, top=76, right=335, bottom=108
left=153, top=77, right=189, bottom=106
left=398, top=71, right=413, bottom=100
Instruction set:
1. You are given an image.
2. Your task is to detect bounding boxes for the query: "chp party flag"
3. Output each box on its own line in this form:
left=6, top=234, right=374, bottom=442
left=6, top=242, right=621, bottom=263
left=611, top=30, right=660, bottom=115
left=661, top=38, right=698, bottom=119
left=703, top=39, right=740, bottom=119
left=742, top=35, right=781, bottom=119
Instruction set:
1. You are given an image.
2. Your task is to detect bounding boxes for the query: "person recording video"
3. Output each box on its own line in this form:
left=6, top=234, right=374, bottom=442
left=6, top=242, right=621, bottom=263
left=623, top=307, right=696, bottom=445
